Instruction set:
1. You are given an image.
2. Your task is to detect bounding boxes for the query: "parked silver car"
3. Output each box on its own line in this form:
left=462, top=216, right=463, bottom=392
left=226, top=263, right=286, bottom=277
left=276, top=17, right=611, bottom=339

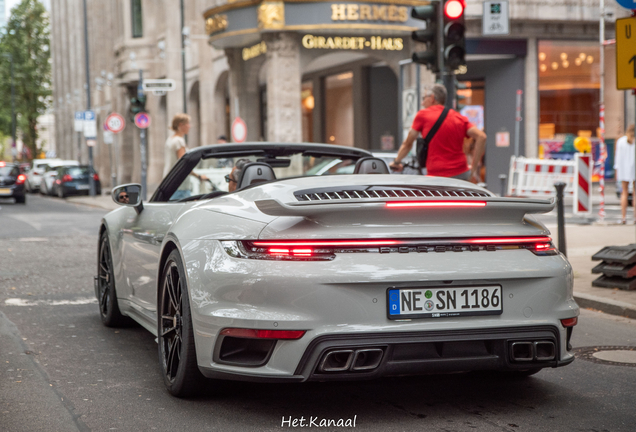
left=97, top=142, right=578, bottom=397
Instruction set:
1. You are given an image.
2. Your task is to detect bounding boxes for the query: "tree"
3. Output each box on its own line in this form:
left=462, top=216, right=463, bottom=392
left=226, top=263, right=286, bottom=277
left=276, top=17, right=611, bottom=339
left=0, top=0, right=51, bottom=160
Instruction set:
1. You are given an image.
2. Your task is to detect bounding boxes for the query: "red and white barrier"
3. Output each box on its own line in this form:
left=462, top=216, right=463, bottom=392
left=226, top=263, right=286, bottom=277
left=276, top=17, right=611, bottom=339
left=508, top=154, right=593, bottom=215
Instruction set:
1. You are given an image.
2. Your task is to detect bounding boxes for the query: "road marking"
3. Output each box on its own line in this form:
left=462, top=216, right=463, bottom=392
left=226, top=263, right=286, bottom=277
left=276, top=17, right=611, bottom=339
left=19, top=237, right=49, bottom=242
left=4, top=297, right=97, bottom=306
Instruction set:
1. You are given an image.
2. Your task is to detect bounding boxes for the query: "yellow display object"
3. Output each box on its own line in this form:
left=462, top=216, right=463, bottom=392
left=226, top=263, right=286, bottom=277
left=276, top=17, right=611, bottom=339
left=574, top=136, right=591, bottom=153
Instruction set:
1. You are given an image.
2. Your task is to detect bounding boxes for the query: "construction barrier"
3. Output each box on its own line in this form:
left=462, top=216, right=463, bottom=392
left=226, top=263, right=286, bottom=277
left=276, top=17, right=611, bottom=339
left=508, top=154, right=593, bottom=216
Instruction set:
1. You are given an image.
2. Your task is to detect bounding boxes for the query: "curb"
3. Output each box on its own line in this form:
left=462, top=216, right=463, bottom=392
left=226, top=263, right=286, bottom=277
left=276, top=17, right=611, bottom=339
left=574, top=293, right=636, bottom=320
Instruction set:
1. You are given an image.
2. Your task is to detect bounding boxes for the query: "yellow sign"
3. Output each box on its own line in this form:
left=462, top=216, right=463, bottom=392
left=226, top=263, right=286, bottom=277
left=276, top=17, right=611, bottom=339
left=302, top=34, right=403, bottom=51
left=330, top=4, right=408, bottom=22
left=242, top=41, right=267, bottom=61
left=616, top=17, right=636, bottom=90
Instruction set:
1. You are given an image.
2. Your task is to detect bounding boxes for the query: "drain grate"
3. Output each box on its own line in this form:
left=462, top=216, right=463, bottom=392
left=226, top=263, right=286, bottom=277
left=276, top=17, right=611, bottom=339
left=574, top=346, right=636, bottom=367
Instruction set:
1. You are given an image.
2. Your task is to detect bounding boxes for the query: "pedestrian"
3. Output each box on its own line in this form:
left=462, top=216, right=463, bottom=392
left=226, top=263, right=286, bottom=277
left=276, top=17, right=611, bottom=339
left=163, top=113, right=190, bottom=177
left=614, top=123, right=636, bottom=224
left=217, top=135, right=228, bottom=144
left=390, top=84, right=486, bottom=182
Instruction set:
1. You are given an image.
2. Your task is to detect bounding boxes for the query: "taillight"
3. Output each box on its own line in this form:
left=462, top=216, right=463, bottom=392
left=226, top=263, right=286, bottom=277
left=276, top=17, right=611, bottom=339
left=16, top=174, right=26, bottom=185
left=560, top=317, right=578, bottom=327
left=222, top=236, right=559, bottom=261
left=220, top=328, right=306, bottom=340
left=62, top=174, right=72, bottom=183
left=93, top=173, right=99, bottom=181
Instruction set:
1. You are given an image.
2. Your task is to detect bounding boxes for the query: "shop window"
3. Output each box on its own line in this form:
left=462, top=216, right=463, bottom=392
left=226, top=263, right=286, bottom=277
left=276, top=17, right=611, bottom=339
left=301, top=82, right=314, bottom=142
left=324, top=72, right=354, bottom=146
left=131, top=0, right=143, bottom=38
left=538, top=41, right=600, bottom=138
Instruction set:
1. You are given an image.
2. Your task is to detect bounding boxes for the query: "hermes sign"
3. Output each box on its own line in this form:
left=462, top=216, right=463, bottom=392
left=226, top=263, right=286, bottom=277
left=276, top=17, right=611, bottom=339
left=330, top=4, right=409, bottom=22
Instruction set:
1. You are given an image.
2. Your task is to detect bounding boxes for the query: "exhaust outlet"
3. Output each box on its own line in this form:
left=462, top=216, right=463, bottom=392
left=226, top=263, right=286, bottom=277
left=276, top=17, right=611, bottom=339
left=352, top=349, right=384, bottom=371
left=534, top=341, right=555, bottom=361
left=510, top=341, right=534, bottom=361
left=320, top=350, right=354, bottom=372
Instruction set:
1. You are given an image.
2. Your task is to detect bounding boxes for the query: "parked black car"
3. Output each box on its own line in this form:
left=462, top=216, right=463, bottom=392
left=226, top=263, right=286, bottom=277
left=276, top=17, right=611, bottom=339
left=52, top=165, right=102, bottom=198
left=0, top=161, right=27, bottom=204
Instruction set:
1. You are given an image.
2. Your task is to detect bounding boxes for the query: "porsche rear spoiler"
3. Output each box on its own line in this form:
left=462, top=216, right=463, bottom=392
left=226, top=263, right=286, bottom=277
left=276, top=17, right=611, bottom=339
left=255, top=197, right=554, bottom=225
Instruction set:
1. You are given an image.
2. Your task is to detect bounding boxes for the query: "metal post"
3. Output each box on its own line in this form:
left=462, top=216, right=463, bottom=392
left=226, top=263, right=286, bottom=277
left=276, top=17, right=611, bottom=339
left=9, top=56, right=15, bottom=160
left=139, top=69, right=147, bottom=201
left=498, top=174, right=507, bottom=197
left=514, top=90, right=523, bottom=157
left=399, top=62, right=404, bottom=142
left=180, top=0, right=187, bottom=114
left=597, top=0, right=606, bottom=221
left=555, top=182, right=567, bottom=257
left=83, top=0, right=95, bottom=196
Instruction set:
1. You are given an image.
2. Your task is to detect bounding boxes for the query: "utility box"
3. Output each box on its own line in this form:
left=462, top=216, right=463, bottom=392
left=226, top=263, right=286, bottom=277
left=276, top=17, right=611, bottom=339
left=591, top=245, right=636, bottom=291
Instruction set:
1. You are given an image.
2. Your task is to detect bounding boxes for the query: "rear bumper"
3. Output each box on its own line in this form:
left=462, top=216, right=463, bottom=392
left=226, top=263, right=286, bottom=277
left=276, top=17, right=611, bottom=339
left=199, top=325, right=573, bottom=382
left=0, top=184, right=25, bottom=198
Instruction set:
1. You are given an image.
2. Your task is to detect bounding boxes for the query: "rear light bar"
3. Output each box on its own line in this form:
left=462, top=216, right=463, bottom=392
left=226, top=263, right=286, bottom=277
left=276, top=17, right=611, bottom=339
left=386, top=201, right=486, bottom=208
left=220, top=328, right=306, bottom=340
left=222, top=236, right=559, bottom=261
left=62, top=174, right=73, bottom=183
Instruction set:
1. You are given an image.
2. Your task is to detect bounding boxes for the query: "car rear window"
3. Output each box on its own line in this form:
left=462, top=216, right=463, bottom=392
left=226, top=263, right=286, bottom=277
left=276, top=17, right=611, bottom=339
left=65, top=167, right=90, bottom=176
left=0, top=166, right=18, bottom=176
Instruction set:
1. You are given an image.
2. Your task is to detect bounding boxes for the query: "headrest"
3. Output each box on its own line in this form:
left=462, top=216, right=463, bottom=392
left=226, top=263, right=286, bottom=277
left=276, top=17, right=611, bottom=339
left=237, top=162, right=276, bottom=190
left=353, top=157, right=390, bottom=174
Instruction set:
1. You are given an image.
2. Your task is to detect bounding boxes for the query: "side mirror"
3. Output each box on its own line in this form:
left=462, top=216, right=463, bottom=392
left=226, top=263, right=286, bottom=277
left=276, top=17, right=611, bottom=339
left=112, top=183, right=143, bottom=213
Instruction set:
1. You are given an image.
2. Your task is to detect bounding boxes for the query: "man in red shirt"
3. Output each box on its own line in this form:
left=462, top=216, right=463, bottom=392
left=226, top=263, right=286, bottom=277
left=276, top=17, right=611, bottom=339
left=390, top=84, right=486, bottom=181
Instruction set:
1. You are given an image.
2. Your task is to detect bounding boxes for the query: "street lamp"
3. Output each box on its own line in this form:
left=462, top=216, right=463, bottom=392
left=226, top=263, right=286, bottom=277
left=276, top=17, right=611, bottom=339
left=1, top=53, right=17, bottom=161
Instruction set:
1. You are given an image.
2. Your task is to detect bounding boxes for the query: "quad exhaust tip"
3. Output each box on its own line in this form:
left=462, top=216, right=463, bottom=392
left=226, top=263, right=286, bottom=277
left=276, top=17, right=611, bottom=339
left=319, top=348, right=384, bottom=373
left=510, top=340, right=555, bottom=362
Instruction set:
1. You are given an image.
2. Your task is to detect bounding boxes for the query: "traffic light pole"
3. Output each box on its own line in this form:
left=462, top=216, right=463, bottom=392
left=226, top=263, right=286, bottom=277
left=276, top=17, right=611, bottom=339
left=138, top=69, right=148, bottom=201
left=83, top=0, right=96, bottom=196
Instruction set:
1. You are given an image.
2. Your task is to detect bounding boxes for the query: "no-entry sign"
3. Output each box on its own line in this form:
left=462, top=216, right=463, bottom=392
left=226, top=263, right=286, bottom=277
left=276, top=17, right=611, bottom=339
left=231, top=117, right=247, bottom=143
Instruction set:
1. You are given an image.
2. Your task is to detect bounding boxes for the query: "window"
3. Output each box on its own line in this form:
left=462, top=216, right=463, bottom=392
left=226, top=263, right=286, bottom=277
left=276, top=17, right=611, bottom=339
left=131, top=0, right=143, bottom=38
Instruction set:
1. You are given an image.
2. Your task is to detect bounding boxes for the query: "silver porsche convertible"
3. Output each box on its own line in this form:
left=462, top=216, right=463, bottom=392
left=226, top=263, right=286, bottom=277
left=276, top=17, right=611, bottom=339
left=96, top=142, right=579, bottom=397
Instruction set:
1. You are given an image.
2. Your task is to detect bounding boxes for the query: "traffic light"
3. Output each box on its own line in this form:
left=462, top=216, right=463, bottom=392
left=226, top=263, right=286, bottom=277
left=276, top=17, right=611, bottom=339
left=129, top=95, right=147, bottom=120
left=411, top=3, right=439, bottom=73
left=443, top=0, right=466, bottom=71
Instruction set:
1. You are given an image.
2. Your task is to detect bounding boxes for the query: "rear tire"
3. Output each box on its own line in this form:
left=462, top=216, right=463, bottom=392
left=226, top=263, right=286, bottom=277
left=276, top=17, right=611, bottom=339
left=15, top=195, right=26, bottom=204
left=97, top=232, right=131, bottom=327
left=158, top=250, right=205, bottom=397
left=57, top=187, right=66, bottom=198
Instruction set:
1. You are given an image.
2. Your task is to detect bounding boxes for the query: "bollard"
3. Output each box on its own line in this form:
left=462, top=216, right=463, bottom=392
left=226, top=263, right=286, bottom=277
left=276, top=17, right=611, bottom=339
left=498, top=174, right=507, bottom=197
left=554, top=182, right=567, bottom=257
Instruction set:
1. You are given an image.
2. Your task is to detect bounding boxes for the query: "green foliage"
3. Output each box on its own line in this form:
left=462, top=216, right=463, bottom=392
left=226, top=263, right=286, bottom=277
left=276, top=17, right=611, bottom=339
left=0, top=0, right=51, bottom=160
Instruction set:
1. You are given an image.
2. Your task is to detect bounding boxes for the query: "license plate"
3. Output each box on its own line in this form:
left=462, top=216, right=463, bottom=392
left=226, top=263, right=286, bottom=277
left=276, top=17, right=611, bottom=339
left=76, top=184, right=89, bottom=190
left=0, top=188, right=11, bottom=195
left=387, top=285, right=503, bottom=319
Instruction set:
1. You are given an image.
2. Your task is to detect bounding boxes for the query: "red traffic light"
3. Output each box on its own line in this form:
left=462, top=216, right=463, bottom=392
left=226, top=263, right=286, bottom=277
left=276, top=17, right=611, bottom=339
left=444, top=0, right=464, bottom=19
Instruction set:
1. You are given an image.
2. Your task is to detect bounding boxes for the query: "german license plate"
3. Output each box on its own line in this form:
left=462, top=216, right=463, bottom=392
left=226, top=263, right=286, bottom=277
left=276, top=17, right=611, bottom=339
left=387, top=285, right=503, bottom=319
left=0, top=188, right=11, bottom=195
left=76, top=184, right=89, bottom=190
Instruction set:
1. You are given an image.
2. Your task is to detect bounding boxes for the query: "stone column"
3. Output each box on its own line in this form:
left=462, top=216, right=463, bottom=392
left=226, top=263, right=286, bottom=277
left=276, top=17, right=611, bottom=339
left=524, top=37, right=538, bottom=158
left=264, top=32, right=302, bottom=143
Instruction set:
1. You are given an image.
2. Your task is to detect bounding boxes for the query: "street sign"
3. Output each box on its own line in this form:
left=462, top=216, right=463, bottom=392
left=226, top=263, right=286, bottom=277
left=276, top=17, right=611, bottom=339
left=86, top=139, right=96, bottom=147
left=134, top=112, right=151, bottom=129
left=105, top=112, right=126, bottom=133
left=83, top=110, right=97, bottom=139
left=616, top=16, right=636, bottom=90
left=482, top=1, right=509, bottom=36
left=614, top=0, right=636, bottom=10
left=231, top=117, right=247, bottom=143
left=74, top=111, right=84, bottom=132
left=103, top=130, right=114, bottom=145
left=142, top=79, right=176, bottom=92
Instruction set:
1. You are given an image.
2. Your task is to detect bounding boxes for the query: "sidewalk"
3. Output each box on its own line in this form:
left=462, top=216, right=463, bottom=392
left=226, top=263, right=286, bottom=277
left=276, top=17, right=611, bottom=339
left=67, top=192, right=636, bottom=320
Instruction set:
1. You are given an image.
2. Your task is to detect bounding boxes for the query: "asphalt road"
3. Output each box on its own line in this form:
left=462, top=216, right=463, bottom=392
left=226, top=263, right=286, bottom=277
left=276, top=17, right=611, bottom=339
left=1, top=194, right=635, bottom=432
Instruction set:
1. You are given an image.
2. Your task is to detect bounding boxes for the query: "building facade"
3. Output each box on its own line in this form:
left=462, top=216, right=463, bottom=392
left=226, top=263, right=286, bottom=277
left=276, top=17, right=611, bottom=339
left=50, top=0, right=630, bottom=193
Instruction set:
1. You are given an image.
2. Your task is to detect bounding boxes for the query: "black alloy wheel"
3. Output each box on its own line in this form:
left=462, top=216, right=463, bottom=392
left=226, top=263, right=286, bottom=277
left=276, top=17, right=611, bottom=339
left=158, top=250, right=204, bottom=397
left=97, top=232, right=129, bottom=327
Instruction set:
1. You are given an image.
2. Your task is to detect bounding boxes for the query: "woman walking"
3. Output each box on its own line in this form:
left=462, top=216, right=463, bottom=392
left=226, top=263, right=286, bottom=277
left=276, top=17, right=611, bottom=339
left=615, top=124, right=636, bottom=224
